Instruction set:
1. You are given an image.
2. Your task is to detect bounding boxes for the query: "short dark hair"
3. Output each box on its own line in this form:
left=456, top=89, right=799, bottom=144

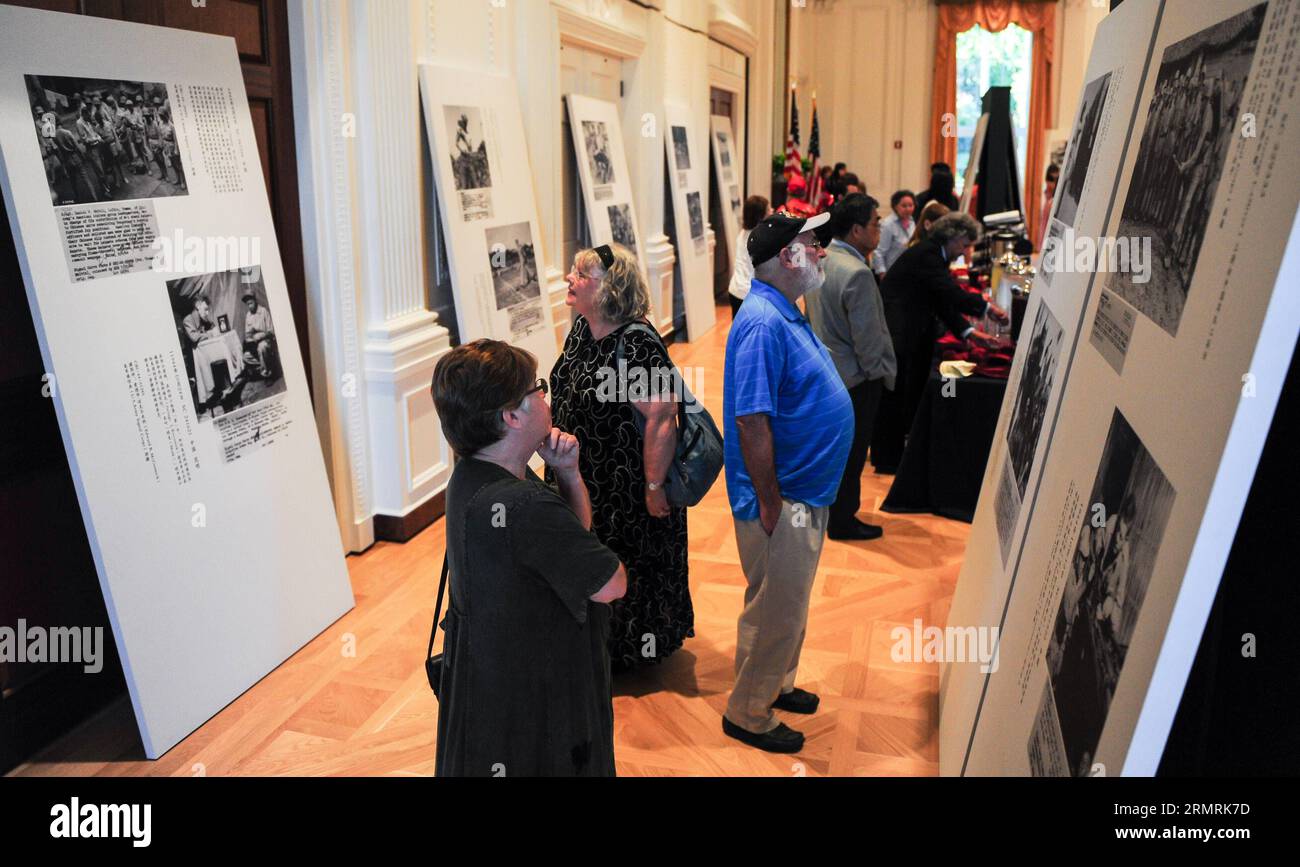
left=929, top=170, right=955, bottom=197
left=930, top=161, right=952, bottom=175
left=833, top=162, right=847, bottom=173
left=830, top=192, right=879, bottom=239
left=742, top=194, right=770, bottom=230
left=890, top=189, right=915, bottom=209
left=1045, top=162, right=1060, bottom=182
left=431, top=339, right=537, bottom=457
left=241, top=293, right=256, bottom=302
left=842, top=172, right=862, bottom=192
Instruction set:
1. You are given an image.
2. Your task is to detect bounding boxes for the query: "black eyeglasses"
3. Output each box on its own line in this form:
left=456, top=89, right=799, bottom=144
left=519, top=379, right=548, bottom=401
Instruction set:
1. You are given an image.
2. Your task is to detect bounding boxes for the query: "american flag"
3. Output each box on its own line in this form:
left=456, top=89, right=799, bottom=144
left=784, top=86, right=803, bottom=180
left=808, top=97, right=822, bottom=202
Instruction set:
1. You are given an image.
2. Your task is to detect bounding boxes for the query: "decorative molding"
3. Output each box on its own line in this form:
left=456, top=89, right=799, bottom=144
left=645, top=232, right=677, bottom=335
left=352, top=3, right=426, bottom=323
left=403, top=382, right=451, bottom=493
left=554, top=2, right=647, bottom=57
left=707, top=4, right=758, bottom=56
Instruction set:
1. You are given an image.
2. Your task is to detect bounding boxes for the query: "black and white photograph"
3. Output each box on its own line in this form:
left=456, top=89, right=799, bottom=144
left=485, top=221, right=541, bottom=311
left=27, top=74, right=187, bottom=207
left=1043, top=408, right=1176, bottom=777
left=716, top=130, right=732, bottom=168
left=686, top=190, right=705, bottom=240
left=993, top=302, right=1062, bottom=564
left=445, top=105, right=492, bottom=191
left=167, top=266, right=286, bottom=422
left=607, top=203, right=637, bottom=256
left=1104, top=3, right=1264, bottom=336
left=671, top=125, right=691, bottom=171
left=1006, top=303, right=1064, bottom=498
left=581, top=119, right=616, bottom=185
left=729, top=184, right=742, bottom=218
left=1054, top=71, right=1112, bottom=229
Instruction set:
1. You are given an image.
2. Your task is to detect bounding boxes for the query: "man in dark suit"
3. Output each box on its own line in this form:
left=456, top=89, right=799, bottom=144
left=871, top=212, right=1007, bottom=472
left=804, top=193, right=897, bottom=541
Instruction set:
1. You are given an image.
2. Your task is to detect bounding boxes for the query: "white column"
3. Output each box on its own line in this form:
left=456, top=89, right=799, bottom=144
left=623, top=7, right=676, bottom=334
left=288, top=0, right=375, bottom=553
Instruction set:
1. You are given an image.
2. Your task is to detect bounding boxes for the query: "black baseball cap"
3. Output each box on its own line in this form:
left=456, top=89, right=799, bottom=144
left=747, top=211, right=831, bottom=267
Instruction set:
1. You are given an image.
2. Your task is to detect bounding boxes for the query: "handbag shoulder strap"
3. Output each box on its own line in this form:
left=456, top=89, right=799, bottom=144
left=426, top=555, right=449, bottom=660
left=615, top=321, right=693, bottom=427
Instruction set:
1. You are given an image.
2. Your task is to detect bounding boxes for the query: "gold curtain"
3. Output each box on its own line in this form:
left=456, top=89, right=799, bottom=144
left=930, top=0, right=1056, bottom=242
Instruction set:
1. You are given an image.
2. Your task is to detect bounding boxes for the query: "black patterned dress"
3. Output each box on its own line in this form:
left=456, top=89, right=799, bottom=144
left=548, top=316, right=693, bottom=671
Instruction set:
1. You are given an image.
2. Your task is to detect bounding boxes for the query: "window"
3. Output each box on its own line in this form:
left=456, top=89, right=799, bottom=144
left=955, top=24, right=1032, bottom=196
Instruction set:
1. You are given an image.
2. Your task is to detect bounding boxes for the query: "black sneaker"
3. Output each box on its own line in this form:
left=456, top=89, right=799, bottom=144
left=722, top=718, right=805, bottom=753
left=772, top=687, right=820, bottom=714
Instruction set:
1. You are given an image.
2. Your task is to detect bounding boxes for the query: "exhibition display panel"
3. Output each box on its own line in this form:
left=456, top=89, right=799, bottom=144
left=662, top=102, right=716, bottom=341
left=941, top=0, right=1300, bottom=776
left=0, top=6, right=354, bottom=758
left=419, top=63, right=558, bottom=371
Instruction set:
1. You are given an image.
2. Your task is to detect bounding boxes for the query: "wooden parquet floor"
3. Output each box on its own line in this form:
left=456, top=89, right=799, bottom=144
left=10, top=303, right=970, bottom=778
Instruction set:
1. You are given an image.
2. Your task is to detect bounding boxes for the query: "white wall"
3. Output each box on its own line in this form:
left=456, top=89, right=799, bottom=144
left=291, top=0, right=773, bottom=551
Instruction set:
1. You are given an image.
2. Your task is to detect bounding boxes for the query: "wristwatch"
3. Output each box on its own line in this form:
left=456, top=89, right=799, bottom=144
left=647, top=480, right=663, bottom=492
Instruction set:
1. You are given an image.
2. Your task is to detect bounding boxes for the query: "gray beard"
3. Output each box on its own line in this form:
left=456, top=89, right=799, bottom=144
left=794, top=263, right=825, bottom=296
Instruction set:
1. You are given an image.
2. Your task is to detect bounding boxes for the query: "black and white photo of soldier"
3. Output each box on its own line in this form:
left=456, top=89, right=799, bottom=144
left=1105, top=3, right=1265, bottom=336
left=485, top=222, right=541, bottom=311
left=686, top=191, right=704, bottom=240
left=607, top=203, right=637, bottom=256
left=671, top=125, right=691, bottom=171
left=445, top=105, right=492, bottom=191
left=26, top=74, right=187, bottom=207
left=1006, top=303, right=1064, bottom=498
left=729, top=184, right=742, bottom=217
left=168, top=266, right=286, bottom=421
left=716, top=130, right=732, bottom=168
left=1043, top=408, right=1175, bottom=777
left=1054, top=71, right=1111, bottom=229
left=581, top=120, right=616, bottom=185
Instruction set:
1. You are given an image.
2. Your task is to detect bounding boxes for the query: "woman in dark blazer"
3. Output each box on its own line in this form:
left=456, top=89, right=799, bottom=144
left=870, top=212, right=1007, bottom=472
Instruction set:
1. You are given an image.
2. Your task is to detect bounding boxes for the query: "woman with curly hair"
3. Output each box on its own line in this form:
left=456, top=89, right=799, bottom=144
left=548, top=244, right=693, bottom=673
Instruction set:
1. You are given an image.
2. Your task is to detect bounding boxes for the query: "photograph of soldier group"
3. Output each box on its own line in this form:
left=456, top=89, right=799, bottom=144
left=27, top=74, right=188, bottom=207
left=1107, top=4, right=1264, bottom=336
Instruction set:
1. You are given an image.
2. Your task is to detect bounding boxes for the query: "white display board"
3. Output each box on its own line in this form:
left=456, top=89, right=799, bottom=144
left=563, top=94, right=657, bottom=326
left=709, top=115, right=743, bottom=269
left=662, top=104, right=717, bottom=341
left=941, top=0, right=1300, bottom=776
left=0, top=7, right=354, bottom=758
left=419, top=64, right=556, bottom=371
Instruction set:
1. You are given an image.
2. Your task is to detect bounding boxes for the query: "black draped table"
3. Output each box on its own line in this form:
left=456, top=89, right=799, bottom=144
left=880, top=370, right=1007, bottom=523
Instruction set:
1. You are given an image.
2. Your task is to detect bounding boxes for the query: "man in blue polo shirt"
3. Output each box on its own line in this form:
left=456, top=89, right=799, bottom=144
left=721, top=210, right=853, bottom=753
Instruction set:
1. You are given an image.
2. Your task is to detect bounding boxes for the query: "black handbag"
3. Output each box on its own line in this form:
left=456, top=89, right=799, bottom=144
left=615, top=322, right=724, bottom=507
left=425, top=555, right=450, bottom=700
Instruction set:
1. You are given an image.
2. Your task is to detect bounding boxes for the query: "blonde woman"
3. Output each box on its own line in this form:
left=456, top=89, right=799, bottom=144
left=549, top=244, right=693, bottom=672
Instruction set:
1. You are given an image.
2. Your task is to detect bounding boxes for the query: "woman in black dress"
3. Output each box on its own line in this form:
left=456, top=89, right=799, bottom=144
left=549, top=244, right=693, bottom=672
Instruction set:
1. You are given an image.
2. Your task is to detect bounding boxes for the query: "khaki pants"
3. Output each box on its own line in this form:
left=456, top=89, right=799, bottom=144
left=725, top=499, right=828, bottom=733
